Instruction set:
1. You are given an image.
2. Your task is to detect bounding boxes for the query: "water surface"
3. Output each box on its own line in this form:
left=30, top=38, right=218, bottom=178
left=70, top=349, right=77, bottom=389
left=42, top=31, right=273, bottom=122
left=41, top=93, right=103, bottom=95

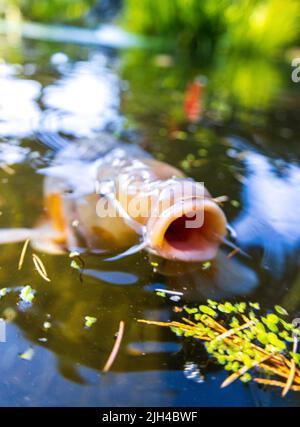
left=0, top=33, right=299, bottom=406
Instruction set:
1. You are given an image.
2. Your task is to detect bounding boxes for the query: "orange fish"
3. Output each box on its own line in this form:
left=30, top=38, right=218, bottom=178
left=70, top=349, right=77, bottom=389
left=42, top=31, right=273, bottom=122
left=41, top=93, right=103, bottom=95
left=0, top=135, right=227, bottom=263
left=184, top=78, right=204, bottom=122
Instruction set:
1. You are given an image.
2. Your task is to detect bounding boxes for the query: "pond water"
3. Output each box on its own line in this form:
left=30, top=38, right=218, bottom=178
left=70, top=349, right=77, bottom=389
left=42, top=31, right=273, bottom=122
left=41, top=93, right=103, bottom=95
left=0, top=31, right=299, bottom=407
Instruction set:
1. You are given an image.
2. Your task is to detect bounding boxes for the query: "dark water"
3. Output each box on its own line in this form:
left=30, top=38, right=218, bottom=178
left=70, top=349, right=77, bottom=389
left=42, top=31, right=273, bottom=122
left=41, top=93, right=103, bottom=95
left=0, top=32, right=299, bottom=407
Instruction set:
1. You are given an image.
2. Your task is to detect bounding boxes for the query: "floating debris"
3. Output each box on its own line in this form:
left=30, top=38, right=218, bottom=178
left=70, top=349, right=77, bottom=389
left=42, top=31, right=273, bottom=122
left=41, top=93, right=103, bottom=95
left=0, top=163, right=15, bottom=175
left=20, top=285, right=35, bottom=303
left=170, top=295, right=181, bottom=302
left=69, top=252, right=85, bottom=270
left=84, top=316, right=97, bottom=328
left=32, top=253, right=50, bottom=282
left=18, top=239, right=30, bottom=270
left=19, top=348, right=34, bottom=361
left=213, top=196, right=229, bottom=204
left=139, top=300, right=300, bottom=396
left=103, top=320, right=125, bottom=373
left=201, top=261, right=211, bottom=270
left=230, top=200, right=240, bottom=208
left=43, top=321, right=52, bottom=330
left=155, top=289, right=183, bottom=297
left=0, top=288, right=7, bottom=297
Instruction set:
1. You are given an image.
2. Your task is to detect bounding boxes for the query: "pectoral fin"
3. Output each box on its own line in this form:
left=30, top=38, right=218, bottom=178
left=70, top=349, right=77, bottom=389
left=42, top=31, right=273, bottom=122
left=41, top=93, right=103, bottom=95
left=0, top=228, right=36, bottom=244
left=0, top=225, right=65, bottom=255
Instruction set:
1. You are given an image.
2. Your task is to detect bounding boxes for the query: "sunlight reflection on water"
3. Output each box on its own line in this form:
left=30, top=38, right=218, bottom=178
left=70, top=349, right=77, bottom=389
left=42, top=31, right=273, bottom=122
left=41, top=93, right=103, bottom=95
left=0, top=53, right=122, bottom=138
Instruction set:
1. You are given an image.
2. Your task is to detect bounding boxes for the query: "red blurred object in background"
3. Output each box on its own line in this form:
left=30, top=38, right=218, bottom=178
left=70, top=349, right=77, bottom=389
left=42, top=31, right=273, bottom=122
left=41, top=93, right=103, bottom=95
left=184, top=77, right=205, bottom=122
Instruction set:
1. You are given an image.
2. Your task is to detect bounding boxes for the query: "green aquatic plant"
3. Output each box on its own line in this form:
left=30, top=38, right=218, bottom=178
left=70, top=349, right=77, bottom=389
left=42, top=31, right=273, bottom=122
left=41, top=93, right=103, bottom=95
left=2, top=0, right=95, bottom=24
left=139, top=300, right=300, bottom=396
left=19, top=285, right=35, bottom=303
left=84, top=315, right=97, bottom=328
left=19, top=347, right=34, bottom=361
left=122, top=0, right=300, bottom=56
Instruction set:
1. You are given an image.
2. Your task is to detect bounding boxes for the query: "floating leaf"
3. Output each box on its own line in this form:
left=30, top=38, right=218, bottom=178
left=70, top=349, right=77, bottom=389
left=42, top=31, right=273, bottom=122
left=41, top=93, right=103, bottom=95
left=156, top=291, right=166, bottom=298
left=201, top=261, right=211, bottom=270
left=267, top=333, right=286, bottom=350
left=20, top=285, right=35, bottom=303
left=0, top=288, right=7, bottom=297
left=290, top=352, right=300, bottom=366
left=207, top=299, right=217, bottom=308
left=230, top=317, right=240, bottom=328
left=275, top=305, right=288, bottom=316
left=199, top=305, right=216, bottom=317
left=184, top=306, right=198, bottom=315
left=218, top=302, right=236, bottom=314
left=235, top=302, right=246, bottom=313
left=230, top=200, right=240, bottom=208
left=70, top=259, right=81, bottom=270
left=249, top=302, right=260, bottom=310
left=240, top=373, right=252, bottom=383
left=19, top=348, right=34, bottom=361
left=266, top=314, right=280, bottom=324
left=256, top=322, right=266, bottom=333
left=84, top=316, right=97, bottom=328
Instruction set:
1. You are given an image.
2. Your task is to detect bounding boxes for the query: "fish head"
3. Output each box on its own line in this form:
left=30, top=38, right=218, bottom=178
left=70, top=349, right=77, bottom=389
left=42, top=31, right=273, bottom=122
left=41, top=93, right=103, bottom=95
left=145, top=179, right=227, bottom=262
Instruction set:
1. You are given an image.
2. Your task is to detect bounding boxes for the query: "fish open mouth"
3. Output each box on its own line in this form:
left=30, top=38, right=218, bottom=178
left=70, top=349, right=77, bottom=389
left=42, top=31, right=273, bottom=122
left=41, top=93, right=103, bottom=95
left=147, top=199, right=227, bottom=262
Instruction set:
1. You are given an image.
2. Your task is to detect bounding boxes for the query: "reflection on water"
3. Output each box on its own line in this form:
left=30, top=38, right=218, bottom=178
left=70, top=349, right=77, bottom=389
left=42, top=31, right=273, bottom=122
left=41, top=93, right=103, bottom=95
left=0, top=63, right=41, bottom=137
left=232, top=146, right=300, bottom=279
left=0, top=34, right=299, bottom=407
left=43, top=54, right=121, bottom=137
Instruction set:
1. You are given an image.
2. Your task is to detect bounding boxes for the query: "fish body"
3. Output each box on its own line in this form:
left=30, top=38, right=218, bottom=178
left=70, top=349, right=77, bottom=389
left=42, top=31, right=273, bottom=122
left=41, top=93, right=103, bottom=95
left=40, top=137, right=227, bottom=262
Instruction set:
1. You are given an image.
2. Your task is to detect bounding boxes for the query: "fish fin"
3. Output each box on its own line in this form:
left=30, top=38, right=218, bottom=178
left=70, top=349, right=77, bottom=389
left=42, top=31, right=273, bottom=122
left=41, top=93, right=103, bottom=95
left=30, top=221, right=66, bottom=255
left=0, top=228, right=37, bottom=244
left=0, top=223, right=65, bottom=254
left=30, top=237, right=65, bottom=255
left=105, top=240, right=147, bottom=262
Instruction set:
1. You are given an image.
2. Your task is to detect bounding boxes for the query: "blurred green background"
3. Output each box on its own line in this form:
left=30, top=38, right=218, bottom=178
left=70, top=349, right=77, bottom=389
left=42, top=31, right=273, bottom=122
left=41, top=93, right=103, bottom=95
left=1, top=0, right=299, bottom=55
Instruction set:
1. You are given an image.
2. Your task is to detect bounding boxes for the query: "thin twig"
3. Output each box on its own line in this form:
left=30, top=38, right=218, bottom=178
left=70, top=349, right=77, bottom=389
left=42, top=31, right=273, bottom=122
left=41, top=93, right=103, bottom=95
left=18, top=239, right=30, bottom=270
left=103, top=321, right=125, bottom=373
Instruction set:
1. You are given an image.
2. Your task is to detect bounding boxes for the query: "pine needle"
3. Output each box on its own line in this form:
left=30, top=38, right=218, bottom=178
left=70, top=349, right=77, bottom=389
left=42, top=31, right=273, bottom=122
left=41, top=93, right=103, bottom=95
left=221, top=356, right=270, bottom=388
left=214, top=320, right=254, bottom=342
left=18, top=239, right=30, bottom=270
left=32, top=253, right=51, bottom=282
left=254, top=378, right=300, bottom=392
left=139, top=307, right=300, bottom=393
left=282, top=338, right=298, bottom=396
